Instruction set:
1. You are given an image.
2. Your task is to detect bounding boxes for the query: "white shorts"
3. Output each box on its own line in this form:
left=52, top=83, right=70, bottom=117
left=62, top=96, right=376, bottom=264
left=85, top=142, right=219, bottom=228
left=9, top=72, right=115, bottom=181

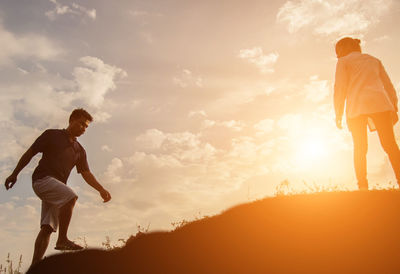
left=32, top=176, right=78, bottom=232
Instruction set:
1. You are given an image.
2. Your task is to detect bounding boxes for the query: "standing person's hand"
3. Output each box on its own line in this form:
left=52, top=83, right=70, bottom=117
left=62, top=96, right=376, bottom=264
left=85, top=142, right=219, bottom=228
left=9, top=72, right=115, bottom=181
left=99, top=188, right=111, bottom=203
left=5, top=174, right=17, bottom=190
left=336, top=116, right=343, bottom=129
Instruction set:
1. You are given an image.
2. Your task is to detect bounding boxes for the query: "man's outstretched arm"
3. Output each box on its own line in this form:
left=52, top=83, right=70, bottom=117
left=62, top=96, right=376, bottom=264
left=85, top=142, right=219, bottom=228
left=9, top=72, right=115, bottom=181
left=81, top=171, right=111, bottom=203
left=5, top=147, right=36, bottom=190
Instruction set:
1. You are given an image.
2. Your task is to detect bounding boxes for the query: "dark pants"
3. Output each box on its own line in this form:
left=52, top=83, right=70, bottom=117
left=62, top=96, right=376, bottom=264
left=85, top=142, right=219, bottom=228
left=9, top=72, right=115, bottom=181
left=348, top=111, right=400, bottom=190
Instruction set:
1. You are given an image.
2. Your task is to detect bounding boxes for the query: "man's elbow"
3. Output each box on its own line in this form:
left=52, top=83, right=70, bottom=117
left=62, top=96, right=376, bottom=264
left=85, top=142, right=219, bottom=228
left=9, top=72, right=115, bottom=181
left=81, top=170, right=91, bottom=177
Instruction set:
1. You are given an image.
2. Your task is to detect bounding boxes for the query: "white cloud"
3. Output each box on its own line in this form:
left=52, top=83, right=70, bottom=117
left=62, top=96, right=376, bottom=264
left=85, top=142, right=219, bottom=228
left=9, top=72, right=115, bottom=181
left=73, top=56, right=127, bottom=108
left=0, top=56, right=126, bottom=125
left=238, top=47, right=279, bottom=74
left=220, top=120, right=244, bottom=131
left=46, top=0, right=96, bottom=21
left=72, top=3, right=97, bottom=20
left=188, top=110, right=207, bottom=118
left=135, top=129, right=217, bottom=165
left=17, top=67, right=29, bottom=75
left=254, top=119, right=275, bottom=135
left=92, top=111, right=112, bottom=123
left=304, top=75, right=330, bottom=103
left=101, top=145, right=112, bottom=152
left=202, top=119, right=245, bottom=131
left=104, top=158, right=124, bottom=184
left=128, top=9, right=163, bottom=26
left=277, top=113, right=304, bottom=132
left=373, top=35, right=391, bottom=43
left=202, top=119, right=217, bottom=129
left=0, top=56, right=126, bottom=168
left=0, top=22, right=63, bottom=65
left=173, top=69, right=203, bottom=88
left=277, top=0, right=392, bottom=36
left=136, top=129, right=167, bottom=150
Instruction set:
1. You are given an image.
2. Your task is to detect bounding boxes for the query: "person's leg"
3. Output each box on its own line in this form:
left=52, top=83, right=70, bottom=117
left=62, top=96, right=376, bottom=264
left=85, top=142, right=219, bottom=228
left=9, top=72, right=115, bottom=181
left=371, top=112, right=400, bottom=185
left=349, top=116, right=368, bottom=190
left=56, top=197, right=77, bottom=245
left=31, top=225, right=53, bottom=266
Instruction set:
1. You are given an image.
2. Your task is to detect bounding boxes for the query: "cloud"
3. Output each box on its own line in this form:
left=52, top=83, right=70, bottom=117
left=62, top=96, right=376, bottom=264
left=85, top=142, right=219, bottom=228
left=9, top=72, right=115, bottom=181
left=129, top=9, right=163, bottom=26
left=277, top=0, right=392, bottom=36
left=277, top=113, right=304, bottom=131
left=188, top=110, right=207, bottom=119
left=0, top=198, right=40, bottom=259
left=238, top=47, right=279, bottom=74
left=72, top=3, right=96, bottom=19
left=254, top=119, right=275, bottom=135
left=0, top=22, right=63, bottom=65
left=173, top=69, right=203, bottom=88
left=73, top=56, right=127, bottom=108
left=303, top=75, right=330, bottom=103
left=0, top=56, right=126, bottom=169
left=0, top=56, right=126, bottom=125
left=202, top=119, right=245, bottom=132
left=128, top=126, right=277, bottom=202
left=104, top=158, right=124, bottom=184
left=92, top=110, right=112, bottom=123
left=135, top=130, right=216, bottom=162
left=46, top=0, right=96, bottom=21
left=101, top=145, right=112, bottom=152
left=135, top=129, right=167, bottom=150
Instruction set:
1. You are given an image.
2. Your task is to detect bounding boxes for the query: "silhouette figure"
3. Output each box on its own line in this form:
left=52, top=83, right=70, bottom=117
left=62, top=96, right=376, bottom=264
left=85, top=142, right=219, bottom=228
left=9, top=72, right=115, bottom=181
left=334, top=37, right=400, bottom=190
left=4, top=108, right=111, bottom=267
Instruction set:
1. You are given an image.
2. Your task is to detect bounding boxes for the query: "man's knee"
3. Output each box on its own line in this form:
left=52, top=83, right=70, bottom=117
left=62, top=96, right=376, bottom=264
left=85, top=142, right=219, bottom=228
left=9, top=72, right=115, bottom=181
left=60, top=196, right=78, bottom=211
left=67, top=196, right=78, bottom=207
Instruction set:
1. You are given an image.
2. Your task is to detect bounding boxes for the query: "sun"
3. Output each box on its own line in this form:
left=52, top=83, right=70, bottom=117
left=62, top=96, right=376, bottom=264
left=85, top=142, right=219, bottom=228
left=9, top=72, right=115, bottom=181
left=293, top=131, right=331, bottom=170
left=298, top=139, right=326, bottom=160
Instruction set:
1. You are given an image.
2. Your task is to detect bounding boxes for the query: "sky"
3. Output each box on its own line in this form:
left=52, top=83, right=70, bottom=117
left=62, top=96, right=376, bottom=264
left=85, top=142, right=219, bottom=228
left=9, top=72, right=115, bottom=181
left=1, top=0, right=400, bottom=270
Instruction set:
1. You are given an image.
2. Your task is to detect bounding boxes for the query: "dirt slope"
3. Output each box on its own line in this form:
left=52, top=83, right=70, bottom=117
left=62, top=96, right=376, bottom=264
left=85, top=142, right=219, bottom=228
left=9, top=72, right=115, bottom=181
left=27, top=190, right=400, bottom=274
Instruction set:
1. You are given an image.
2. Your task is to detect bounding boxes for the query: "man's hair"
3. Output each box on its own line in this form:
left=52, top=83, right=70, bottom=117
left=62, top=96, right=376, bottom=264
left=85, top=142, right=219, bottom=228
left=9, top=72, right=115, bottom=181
left=69, top=108, right=93, bottom=123
left=335, top=37, right=361, bottom=58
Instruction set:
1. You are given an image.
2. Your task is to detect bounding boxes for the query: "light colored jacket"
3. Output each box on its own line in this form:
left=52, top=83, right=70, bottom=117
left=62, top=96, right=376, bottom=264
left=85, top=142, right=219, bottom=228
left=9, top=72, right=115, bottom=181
left=334, top=52, right=397, bottom=121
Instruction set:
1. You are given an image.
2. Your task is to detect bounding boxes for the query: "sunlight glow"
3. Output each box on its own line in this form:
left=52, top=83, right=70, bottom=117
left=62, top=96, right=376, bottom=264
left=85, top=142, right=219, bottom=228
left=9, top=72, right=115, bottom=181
left=298, top=139, right=326, bottom=160
left=293, top=129, right=331, bottom=170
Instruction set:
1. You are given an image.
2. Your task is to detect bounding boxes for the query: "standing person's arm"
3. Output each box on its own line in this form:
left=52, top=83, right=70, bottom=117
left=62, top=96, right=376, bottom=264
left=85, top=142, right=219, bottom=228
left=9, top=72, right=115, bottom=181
left=81, top=171, right=111, bottom=202
left=379, top=61, right=398, bottom=112
left=4, top=148, right=37, bottom=190
left=334, top=58, right=348, bottom=129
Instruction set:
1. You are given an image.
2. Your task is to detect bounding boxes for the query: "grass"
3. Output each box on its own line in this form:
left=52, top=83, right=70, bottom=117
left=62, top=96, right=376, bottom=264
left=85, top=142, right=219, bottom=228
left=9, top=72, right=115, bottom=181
left=0, top=253, right=23, bottom=274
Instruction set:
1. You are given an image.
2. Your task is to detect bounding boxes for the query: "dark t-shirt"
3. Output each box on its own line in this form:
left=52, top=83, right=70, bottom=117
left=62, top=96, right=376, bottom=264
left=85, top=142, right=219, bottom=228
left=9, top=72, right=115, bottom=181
left=31, top=129, right=90, bottom=184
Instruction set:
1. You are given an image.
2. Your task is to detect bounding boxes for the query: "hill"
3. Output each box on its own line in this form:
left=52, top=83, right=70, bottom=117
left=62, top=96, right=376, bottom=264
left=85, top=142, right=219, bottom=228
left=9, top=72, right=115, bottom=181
left=27, top=190, right=400, bottom=274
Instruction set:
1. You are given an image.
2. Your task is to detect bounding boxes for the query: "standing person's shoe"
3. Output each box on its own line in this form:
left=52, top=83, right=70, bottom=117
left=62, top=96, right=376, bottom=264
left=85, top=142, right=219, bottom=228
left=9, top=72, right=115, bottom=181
left=358, top=180, right=368, bottom=191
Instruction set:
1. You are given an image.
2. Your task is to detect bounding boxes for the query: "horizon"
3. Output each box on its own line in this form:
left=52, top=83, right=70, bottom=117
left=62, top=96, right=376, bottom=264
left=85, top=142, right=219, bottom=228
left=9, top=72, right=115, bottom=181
left=1, top=0, right=400, bottom=271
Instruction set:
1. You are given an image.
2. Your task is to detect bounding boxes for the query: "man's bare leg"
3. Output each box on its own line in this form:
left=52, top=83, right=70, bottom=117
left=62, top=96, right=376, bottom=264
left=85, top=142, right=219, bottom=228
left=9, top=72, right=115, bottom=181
left=56, top=197, right=77, bottom=245
left=31, top=225, right=53, bottom=266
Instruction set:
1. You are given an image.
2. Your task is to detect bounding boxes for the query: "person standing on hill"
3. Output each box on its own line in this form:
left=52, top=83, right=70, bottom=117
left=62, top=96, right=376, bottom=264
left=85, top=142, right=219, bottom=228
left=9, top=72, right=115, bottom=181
left=334, top=37, right=400, bottom=190
left=4, top=108, right=112, bottom=266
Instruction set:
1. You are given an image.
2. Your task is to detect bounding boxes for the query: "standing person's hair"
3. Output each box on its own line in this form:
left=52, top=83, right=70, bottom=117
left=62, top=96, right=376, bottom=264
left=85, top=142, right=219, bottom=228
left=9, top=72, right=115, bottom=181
left=69, top=108, right=93, bottom=123
left=335, top=37, right=361, bottom=58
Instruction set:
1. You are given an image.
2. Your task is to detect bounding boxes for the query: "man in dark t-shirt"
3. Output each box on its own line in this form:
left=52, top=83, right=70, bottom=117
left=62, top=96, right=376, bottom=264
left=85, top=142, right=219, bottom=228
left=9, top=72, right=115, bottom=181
left=4, top=108, right=111, bottom=266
